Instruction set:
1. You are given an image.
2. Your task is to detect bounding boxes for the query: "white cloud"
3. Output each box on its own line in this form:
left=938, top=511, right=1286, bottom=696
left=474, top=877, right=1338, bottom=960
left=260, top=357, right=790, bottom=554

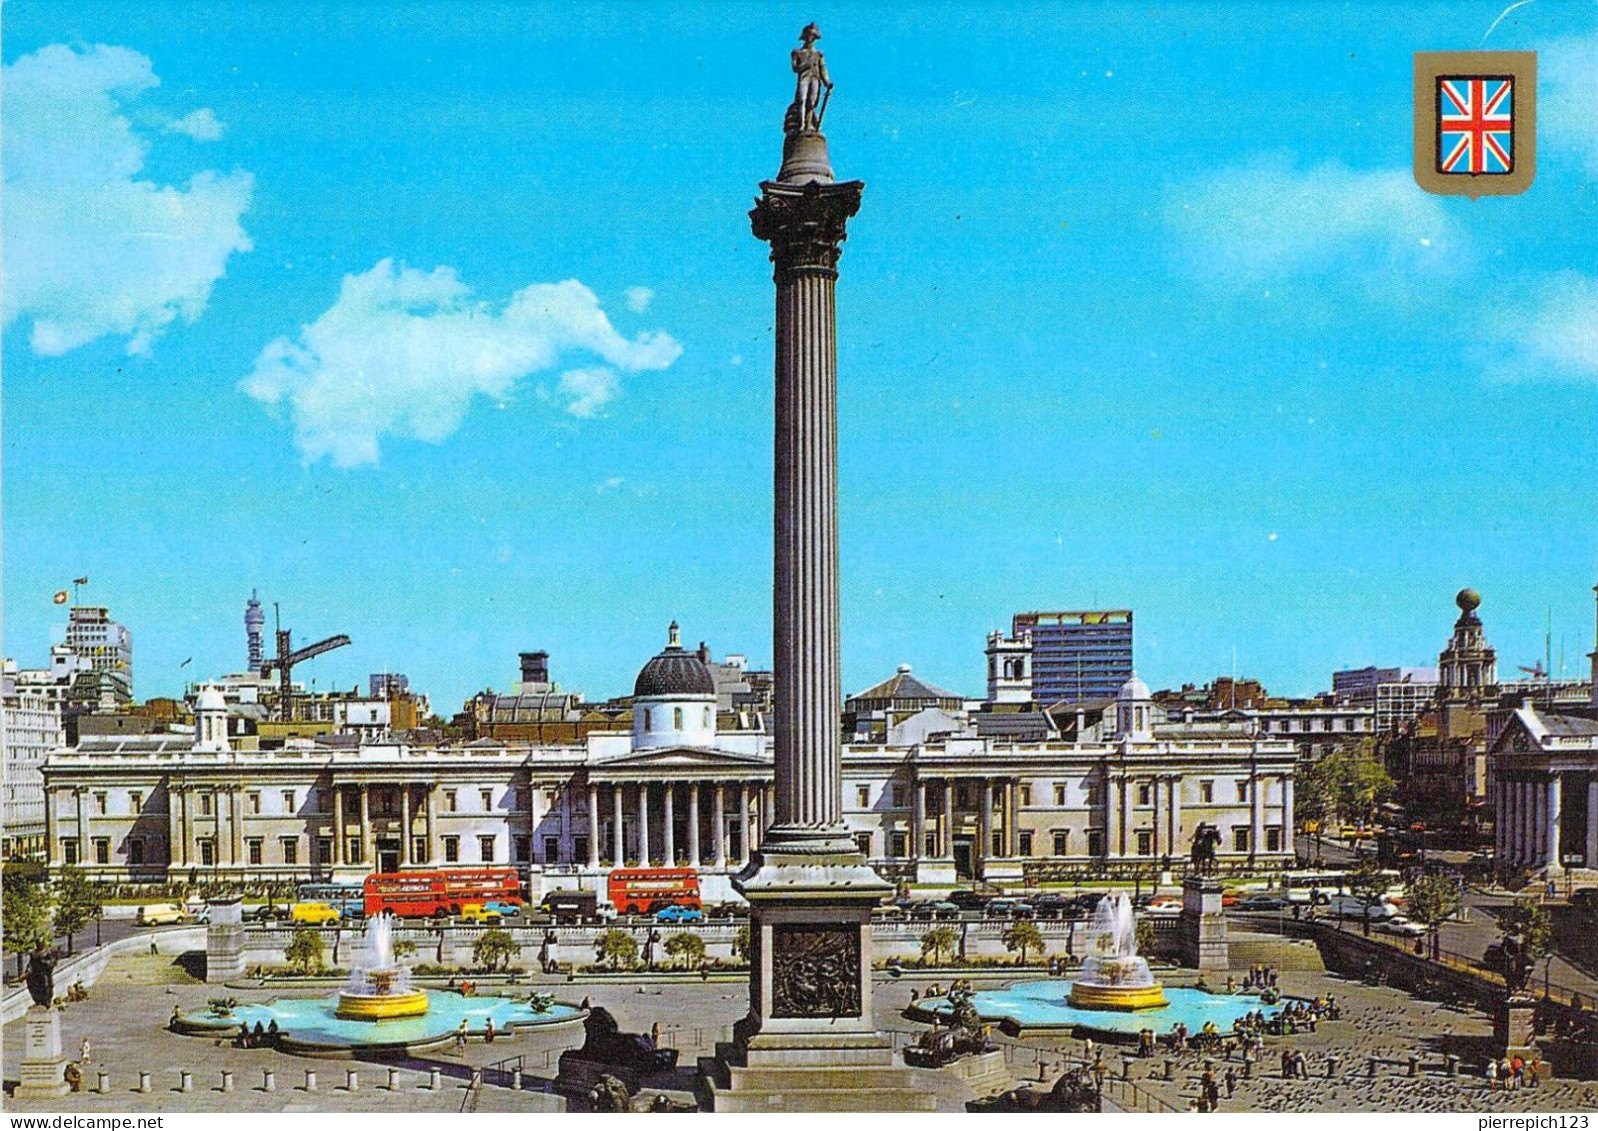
left=2, top=44, right=252, bottom=356
left=557, top=367, right=621, bottom=418
left=166, top=108, right=224, bottom=142
left=1542, top=30, right=1598, bottom=177
left=1492, top=272, right=1598, bottom=383
left=1167, top=158, right=1466, bottom=293
left=240, top=259, right=682, bottom=466
left=624, top=285, right=654, bottom=313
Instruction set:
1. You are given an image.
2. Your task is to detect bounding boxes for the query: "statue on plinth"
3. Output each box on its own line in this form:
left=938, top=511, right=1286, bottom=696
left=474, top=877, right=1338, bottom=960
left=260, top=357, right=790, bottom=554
left=1189, top=824, right=1222, bottom=876
left=785, top=23, right=833, bottom=136
left=26, top=946, right=57, bottom=1008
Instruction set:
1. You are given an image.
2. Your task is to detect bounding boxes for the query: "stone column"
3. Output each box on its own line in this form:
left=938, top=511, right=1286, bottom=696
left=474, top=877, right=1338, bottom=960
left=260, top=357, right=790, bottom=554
left=1526, top=779, right=1540, bottom=868
left=664, top=783, right=676, bottom=865
left=1167, top=777, right=1181, bottom=856
left=181, top=787, right=192, bottom=868
left=739, top=783, right=751, bottom=864
left=1008, top=778, right=1021, bottom=856
left=1509, top=778, right=1522, bottom=865
left=75, top=788, right=87, bottom=865
left=912, top=777, right=925, bottom=860
left=45, top=788, right=60, bottom=868
left=713, top=783, right=727, bottom=868
left=425, top=785, right=439, bottom=864
left=359, top=785, right=370, bottom=869
left=1282, top=774, right=1295, bottom=850
left=1586, top=775, right=1598, bottom=869
left=587, top=784, right=602, bottom=869
left=688, top=782, right=701, bottom=867
left=978, top=777, right=993, bottom=869
left=400, top=786, right=412, bottom=866
left=1250, top=769, right=1264, bottom=862
left=938, top=779, right=952, bottom=858
left=1120, top=775, right=1133, bottom=858
left=1494, top=775, right=1507, bottom=866
left=229, top=789, right=242, bottom=865
left=639, top=783, right=651, bottom=864
left=1546, top=774, right=1563, bottom=872
left=1150, top=776, right=1162, bottom=859
left=612, top=784, right=625, bottom=866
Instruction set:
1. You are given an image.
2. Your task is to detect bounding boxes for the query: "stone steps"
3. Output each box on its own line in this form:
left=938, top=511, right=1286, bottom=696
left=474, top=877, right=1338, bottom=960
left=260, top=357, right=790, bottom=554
left=102, top=954, right=202, bottom=985
left=1229, top=934, right=1326, bottom=972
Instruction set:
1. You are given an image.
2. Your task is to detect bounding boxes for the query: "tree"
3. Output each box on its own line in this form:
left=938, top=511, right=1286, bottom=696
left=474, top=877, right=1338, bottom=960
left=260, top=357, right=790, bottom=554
left=52, top=867, right=102, bottom=956
left=1348, top=856, right=1387, bottom=937
left=3, top=868, right=53, bottom=978
left=732, top=925, right=751, bottom=963
left=595, top=928, right=638, bottom=970
left=472, top=928, right=519, bottom=973
left=1404, top=874, right=1463, bottom=959
left=1500, top=898, right=1553, bottom=958
left=920, top=925, right=959, bottom=966
left=285, top=926, right=325, bottom=974
left=1302, top=741, right=1395, bottom=830
left=1001, top=921, right=1045, bottom=965
left=391, top=938, right=418, bottom=961
left=664, top=931, right=706, bottom=970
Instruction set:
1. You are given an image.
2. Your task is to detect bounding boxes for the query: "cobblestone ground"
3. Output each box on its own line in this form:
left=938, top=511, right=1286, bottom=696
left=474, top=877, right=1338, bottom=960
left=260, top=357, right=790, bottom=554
left=6, top=958, right=1598, bottom=1113
left=1068, top=971, right=1598, bottom=1114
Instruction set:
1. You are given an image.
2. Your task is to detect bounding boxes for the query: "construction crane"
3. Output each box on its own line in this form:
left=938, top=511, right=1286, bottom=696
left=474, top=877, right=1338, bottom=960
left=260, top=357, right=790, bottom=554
left=260, top=626, right=352, bottom=720
left=1518, top=662, right=1547, bottom=680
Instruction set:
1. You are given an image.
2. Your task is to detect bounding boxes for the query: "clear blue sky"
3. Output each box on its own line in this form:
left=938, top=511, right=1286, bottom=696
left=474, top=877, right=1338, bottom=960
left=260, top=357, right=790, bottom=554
left=4, top=2, right=1596, bottom=710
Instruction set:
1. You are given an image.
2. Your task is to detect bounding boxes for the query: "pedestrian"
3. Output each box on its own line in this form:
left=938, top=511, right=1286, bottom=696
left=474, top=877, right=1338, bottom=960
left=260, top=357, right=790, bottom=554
left=64, top=1063, right=83, bottom=1093
left=267, top=1018, right=280, bottom=1048
left=455, top=1018, right=469, bottom=1056
left=1512, top=1055, right=1525, bottom=1089
left=1281, top=1049, right=1293, bottom=1079
left=1224, top=1066, right=1236, bottom=1098
left=253, top=1020, right=266, bottom=1048
left=79, top=1038, right=91, bottom=1064
left=238, top=1021, right=251, bottom=1049
left=485, top=1017, right=496, bottom=1044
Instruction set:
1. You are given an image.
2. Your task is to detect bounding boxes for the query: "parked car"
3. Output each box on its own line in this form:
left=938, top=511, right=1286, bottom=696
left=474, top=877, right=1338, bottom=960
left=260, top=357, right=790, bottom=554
left=289, top=901, right=341, bottom=926
left=930, top=901, right=961, bottom=921
left=985, top=899, right=1035, bottom=920
left=946, top=890, right=990, bottom=911
left=1032, top=895, right=1070, bottom=920
left=870, top=904, right=908, bottom=922
left=1147, top=894, right=1182, bottom=910
left=251, top=904, right=288, bottom=923
left=655, top=905, right=705, bottom=924
left=1376, top=915, right=1427, bottom=938
left=459, top=903, right=503, bottom=925
left=481, top=899, right=523, bottom=918
left=1325, top=894, right=1397, bottom=922
left=135, top=903, right=186, bottom=927
left=1144, top=902, right=1182, bottom=917
left=1236, top=895, right=1286, bottom=912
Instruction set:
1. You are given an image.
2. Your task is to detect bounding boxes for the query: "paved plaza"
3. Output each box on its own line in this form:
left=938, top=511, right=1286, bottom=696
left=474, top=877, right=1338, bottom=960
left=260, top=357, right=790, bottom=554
left=5, top=953, right=1598, bottom=1113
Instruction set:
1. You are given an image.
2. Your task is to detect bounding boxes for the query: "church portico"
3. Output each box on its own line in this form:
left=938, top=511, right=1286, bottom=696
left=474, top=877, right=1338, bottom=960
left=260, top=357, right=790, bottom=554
left=1490, top=704, right=1598, bottom=881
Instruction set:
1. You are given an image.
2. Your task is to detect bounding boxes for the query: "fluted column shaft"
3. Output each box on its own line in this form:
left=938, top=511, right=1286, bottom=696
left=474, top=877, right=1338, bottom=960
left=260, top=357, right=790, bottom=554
left=587, top=784, right=602, bottom=869
left=688, top=783, right=701, bottom=867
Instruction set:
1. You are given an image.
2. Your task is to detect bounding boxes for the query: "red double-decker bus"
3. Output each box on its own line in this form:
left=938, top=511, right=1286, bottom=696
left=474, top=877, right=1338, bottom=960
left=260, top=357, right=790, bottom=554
left=607, top=867, right=700, bottom=915
left=363, top=868, right=525, bottom=918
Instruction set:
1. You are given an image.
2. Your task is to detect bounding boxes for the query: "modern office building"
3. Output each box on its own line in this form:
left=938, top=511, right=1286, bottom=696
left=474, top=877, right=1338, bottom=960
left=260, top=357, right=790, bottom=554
left=1009, top=610, right=1134, bottom=704
left=2, top=668, right=65, bottom=859
left=64, top=606, right=133, bottom=707
left=1332, top=666, right=1440, bottom=732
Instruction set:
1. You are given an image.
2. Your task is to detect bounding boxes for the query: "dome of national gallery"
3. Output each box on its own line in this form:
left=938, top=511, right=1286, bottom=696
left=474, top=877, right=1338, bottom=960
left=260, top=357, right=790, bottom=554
left=633, top=622, right=716, bottom=699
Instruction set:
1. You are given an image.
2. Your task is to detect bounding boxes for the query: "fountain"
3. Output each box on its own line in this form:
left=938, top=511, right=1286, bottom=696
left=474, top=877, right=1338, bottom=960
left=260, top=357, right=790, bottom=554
left=336, top=913, right=429, bottom=1021
left=1067, top=894, right=1168, bottom=1012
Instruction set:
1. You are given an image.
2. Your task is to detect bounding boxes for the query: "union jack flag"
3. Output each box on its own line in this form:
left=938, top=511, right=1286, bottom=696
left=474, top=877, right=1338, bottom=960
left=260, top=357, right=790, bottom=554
left=1438, top=77, right=1514, bottom=174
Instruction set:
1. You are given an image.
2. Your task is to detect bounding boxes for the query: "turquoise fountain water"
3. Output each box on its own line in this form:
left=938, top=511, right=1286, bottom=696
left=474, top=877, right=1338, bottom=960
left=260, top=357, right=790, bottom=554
left=919, top=980, right=1283, bottom=1037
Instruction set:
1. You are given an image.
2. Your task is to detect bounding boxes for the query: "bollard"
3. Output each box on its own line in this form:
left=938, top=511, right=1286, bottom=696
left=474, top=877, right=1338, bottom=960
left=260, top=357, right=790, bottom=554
left=388, top=1068, right=401, bottom=1091
left=1446, top=1054, right=1460, bottom=1077
left=98, top=1071, right=111, bottom=1094
left=1367, top=1057, right=1377, bottom=1079
left=511, top=1068, right=523, bottom=1092
left=1407, top=1054, right=1419, bottom=1078
left=428, top=1066, right=441, bottom=1091
left=346, top=1069, right=359, bottom=1092
left=1327, top=1056, right=1340, bottom=1078
left=1163, top=1059, right=1175, bottom=1082
left=1121, top=1058, right=1133, bottom=1081
left=304, top=1069, right=317, bottom=1093
left=470, top=1068, right=483, bottom=1090
left=139, top=1071, right=151, bottom=1093
left=180, top=1070, right=193, bottom=1093
left=221, top=1070, right=234, bottom=1093
left=263, top=1069, right=275, bottom=1092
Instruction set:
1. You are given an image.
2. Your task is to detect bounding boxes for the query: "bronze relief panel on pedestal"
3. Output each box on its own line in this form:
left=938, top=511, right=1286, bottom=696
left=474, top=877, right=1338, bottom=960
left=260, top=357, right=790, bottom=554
left=770, top=923, right=861, bottom=1018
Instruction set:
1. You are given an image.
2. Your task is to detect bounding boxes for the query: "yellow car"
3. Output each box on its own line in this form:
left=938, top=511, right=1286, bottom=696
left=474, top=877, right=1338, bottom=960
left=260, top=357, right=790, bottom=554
left=289, top=901, right=340, bottom=926
left=135, top=903, right=186, bottom=926
left=458, top=902, right=502, bottom=925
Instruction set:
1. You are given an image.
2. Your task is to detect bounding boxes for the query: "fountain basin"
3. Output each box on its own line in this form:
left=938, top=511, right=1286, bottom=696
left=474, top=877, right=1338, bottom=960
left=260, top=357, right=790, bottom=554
left=175, top=991, right=586, bottom=1058
left=1066, top=981, right=1170, bottom=1011
left=335, top=988, right=430, bottom=1021
left=914, top=981, right=1282, bottom=1040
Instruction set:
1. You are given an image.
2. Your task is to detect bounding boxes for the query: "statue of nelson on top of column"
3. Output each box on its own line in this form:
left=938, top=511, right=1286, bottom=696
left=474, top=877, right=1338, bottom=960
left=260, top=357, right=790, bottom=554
left=786, top=23, right=832, bottom=136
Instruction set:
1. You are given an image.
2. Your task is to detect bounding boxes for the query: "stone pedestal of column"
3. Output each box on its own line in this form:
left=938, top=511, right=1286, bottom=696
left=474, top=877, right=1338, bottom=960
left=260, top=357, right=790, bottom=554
left=1494, top=994, right=1546, bottom=1065
left=1179, top=877, right=1230, bottom=971
left=17, top=1005, right=70, bottom=1099
left=206, top=896, right=246, bottom=982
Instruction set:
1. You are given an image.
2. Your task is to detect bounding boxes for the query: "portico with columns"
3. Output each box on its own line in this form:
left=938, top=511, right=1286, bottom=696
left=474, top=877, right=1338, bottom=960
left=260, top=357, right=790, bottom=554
left=1489, top=703, right=1598, bottom=881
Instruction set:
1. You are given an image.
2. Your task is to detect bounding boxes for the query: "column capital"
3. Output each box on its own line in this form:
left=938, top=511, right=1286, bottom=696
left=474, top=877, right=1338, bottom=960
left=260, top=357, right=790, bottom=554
left=750, top=179, right=863, bottom=276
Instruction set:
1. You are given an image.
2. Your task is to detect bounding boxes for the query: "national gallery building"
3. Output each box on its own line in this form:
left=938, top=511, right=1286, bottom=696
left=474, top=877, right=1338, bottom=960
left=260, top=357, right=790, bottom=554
left=40, top=634, right=1298, bottom=900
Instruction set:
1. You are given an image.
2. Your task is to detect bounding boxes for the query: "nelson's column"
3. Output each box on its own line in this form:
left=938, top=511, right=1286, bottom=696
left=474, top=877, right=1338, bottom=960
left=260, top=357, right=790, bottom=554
left=697, top=26, right=932, bottom=1112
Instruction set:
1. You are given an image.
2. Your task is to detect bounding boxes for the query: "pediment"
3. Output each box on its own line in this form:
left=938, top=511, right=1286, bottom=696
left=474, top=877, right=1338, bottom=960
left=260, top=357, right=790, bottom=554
left=592, top=744, right=768, bottom=770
